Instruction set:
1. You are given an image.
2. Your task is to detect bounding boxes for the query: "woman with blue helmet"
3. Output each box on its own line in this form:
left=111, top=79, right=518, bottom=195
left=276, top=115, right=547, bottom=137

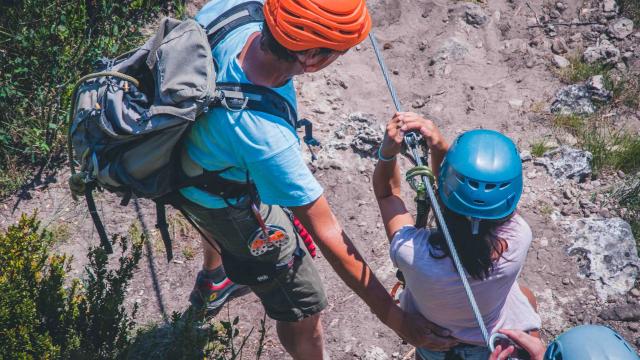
left=373, top=112, right=541, bottom=359
left=489, top=325, right=639, bottom=359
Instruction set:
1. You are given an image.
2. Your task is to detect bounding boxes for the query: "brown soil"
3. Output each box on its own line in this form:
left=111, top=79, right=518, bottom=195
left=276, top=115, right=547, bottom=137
left=2, top=0, right=639, bottom=358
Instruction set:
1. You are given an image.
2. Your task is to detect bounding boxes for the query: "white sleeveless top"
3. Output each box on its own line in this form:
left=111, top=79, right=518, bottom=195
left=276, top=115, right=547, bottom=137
left=389, top=214, right=541, bottom=345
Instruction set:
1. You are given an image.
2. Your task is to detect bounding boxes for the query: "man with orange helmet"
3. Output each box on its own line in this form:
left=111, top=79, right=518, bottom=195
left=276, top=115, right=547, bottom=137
left=179, top=0, right=456, bottom=358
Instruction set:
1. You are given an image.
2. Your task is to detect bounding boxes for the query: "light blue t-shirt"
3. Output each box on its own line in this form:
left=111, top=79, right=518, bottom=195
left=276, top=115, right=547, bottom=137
left=179, top=0, right=323, bottom=209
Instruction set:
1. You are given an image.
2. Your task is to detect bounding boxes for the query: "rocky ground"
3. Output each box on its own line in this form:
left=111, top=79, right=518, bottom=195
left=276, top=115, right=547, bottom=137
left=2, top=0, right=640, bottom=358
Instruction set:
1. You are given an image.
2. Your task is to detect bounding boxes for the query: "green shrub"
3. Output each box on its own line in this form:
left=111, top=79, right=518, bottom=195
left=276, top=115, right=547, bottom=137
left=620, top=0, right=640, bottom=22
left=613, top=176, right=640, bottom=247
left=552, top=53, right=610, bottom=84
left=0, top=213, right=143, bottom=359
left=0, top=0, right=180, bottom=197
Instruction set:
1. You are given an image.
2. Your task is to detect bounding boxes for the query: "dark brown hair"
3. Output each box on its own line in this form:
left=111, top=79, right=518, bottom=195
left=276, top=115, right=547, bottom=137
left=260, top=21, right=298, bottom=62
left=260, top=21, right=335, bottom=62
left=428, top=199, right=510, bottom=280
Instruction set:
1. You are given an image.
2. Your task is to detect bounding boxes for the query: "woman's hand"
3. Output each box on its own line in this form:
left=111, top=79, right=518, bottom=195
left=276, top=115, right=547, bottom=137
left=489, top=329, right=546, bottom=360
left=384, top=304, right=458, bottom=350
left=380, top=112, right=448, bottom=160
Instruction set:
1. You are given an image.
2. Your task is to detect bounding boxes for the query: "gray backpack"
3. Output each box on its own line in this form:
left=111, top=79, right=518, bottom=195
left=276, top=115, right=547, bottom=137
left=67, top=2, right=308, bottom=260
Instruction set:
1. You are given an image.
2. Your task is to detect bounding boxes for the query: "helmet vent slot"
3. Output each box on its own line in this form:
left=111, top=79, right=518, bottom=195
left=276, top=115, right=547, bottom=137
left=473, top=200, right=485, bottom=205
left=499, top=182, right=510, bottom=189
left=455, top=174, right=465, bottom=183
left=468, top=180, right=479, bottom=189
left=485, top=183, right=496, bottom=191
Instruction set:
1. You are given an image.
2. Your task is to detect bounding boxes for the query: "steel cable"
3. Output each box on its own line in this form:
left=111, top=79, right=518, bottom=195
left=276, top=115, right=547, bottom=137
left=368, top=32, right=491, bottom=347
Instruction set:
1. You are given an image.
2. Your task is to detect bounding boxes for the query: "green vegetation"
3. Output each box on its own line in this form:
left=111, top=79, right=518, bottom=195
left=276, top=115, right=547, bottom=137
left=0, top=214, right=257, bottom=359
left=553, top=53, right=610, bottom=84
left=553, top=114, right=640, bottom=173
left=0, top=214, right=142, bottom=359
left=614, top=178, right=640, bottom=247
left=0, top=0, right=182, bottom=198
left=620, top=0, right=640, bottom=22
left=530, top=140, right=552, bottom=157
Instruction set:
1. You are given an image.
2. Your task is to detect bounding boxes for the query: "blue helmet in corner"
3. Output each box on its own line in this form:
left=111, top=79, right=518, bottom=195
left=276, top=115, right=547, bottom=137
left=545, top=325, right=639, bottom=360
left=438, top=129, right=523, bottom=220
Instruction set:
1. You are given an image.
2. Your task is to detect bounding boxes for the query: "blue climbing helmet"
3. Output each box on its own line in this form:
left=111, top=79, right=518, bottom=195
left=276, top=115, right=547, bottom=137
left=438, top=129, right=523, bottom=222
left=545, top=325, right=640, bottom=360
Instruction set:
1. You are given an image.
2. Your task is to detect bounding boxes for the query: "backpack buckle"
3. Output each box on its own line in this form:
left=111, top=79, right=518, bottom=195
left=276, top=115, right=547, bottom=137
left=220, top=96, right=249, bottom=112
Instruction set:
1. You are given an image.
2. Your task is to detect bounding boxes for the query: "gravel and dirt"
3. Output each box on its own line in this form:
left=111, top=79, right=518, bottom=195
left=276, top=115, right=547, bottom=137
left=1, top=0, right=639, bottom=358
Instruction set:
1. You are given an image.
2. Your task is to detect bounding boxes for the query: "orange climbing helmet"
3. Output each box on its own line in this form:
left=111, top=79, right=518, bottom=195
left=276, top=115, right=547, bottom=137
left=263, top=0, right=372, bottom=52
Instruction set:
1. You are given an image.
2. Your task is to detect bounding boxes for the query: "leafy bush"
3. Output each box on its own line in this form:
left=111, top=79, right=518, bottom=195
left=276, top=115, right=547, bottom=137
left=0, top=0, right=181, bottom=197
left=614, top=176, right=640, bottom=245
left=0, top=213, right=142, bottom=359
left=127, top=310, right=265, bottom=360
left=619, top=0, right=640, bottom=23
left=0, top=214, right=259, bottom=359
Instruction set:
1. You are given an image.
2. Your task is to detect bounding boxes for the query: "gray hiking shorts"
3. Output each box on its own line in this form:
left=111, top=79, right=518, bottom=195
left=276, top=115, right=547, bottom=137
left=179, top=196, right=327, bottom=322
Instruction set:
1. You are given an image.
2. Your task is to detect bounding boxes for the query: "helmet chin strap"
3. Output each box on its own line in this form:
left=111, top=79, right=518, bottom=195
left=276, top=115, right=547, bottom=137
left=469, top=217, right=481, bottom=235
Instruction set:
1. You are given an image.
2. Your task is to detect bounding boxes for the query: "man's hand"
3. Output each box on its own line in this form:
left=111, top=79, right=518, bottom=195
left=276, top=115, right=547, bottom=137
left=384, top=305, right=458, bottom=350
left=489, top=329, right=546, bottom=360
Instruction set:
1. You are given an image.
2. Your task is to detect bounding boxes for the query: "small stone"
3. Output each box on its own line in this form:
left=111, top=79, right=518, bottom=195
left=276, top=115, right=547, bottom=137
left=631, top=288, right=640, bottom=297
left=383, top=42, right=392, bottom=50
left=527, top=171, right=537, bottom=179
left=602, top=0, right=618, bottom=13
left=526, top=58, right=535, bottom=68
left=552, top=37, right=569, bottom=54
left=520, top=150, right=532, bottom=162
left=509, top=99, right=524, bottom=108
left=550, top=10, right=561, bottom=19
left=628, top=323, right=639, bottom=332
left=563, top=188, right=574, bottom=200
left=599, top=208, right=611, bottom=218
left=608, top=17, right=634, bottom=40
left=556, top=2, right=567, bottom=11
left=599, top=304, right=640, bottom=321
left=552, top=54, right=571, bottom=68
left=562, top=277, right=571, bottom=285
left=591, top=180, right=601, bottom=187
left=392, top=69, right=399, bottom=75
left=418, top=41, right=427, bottom=51
left=464, top=4, right=488, bottom=27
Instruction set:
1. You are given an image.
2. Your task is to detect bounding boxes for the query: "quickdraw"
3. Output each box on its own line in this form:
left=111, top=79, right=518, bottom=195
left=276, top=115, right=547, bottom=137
left=405, top=164, right=435, bottom=228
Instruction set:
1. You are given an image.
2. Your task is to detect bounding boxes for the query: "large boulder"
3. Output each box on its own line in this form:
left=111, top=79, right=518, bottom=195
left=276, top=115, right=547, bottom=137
left=534, top=146, right=592, bottom=182
left=608, top=17, right=634, bottom=40
left=550, top=85, right=596, bottom=115
left=561, top=217, right=640, bottom=300
left=582, top=40, right=620, bottom=64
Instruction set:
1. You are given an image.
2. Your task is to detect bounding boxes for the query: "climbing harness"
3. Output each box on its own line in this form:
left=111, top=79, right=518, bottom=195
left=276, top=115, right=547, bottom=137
left=369, top=32, right=492, bottom=347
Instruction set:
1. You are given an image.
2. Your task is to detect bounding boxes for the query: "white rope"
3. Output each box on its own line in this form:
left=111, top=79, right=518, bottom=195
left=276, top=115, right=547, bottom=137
left=368, top=32, right=491, bottom=347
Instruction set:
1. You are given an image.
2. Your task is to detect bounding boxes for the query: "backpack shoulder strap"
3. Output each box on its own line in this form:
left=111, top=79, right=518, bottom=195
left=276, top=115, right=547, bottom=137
left=204, top=1, right=265, bottom=51
left=214, top=82, right=298, bottom=129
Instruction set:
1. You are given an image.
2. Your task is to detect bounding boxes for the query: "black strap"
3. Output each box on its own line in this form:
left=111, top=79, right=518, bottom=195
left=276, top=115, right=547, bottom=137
left=205, top=1, right=264, bottom=51
left=214, top=82, right=298, bottom=129
left=85, top=185, right=113, bottom=254
left=155, top=202, right=173, bottom=262
left=177, top=167, right=252, bottom=200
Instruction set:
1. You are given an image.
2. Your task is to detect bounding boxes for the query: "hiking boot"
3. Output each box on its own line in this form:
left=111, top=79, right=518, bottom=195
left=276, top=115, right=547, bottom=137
left=189, top=271, right=251, bottom=317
